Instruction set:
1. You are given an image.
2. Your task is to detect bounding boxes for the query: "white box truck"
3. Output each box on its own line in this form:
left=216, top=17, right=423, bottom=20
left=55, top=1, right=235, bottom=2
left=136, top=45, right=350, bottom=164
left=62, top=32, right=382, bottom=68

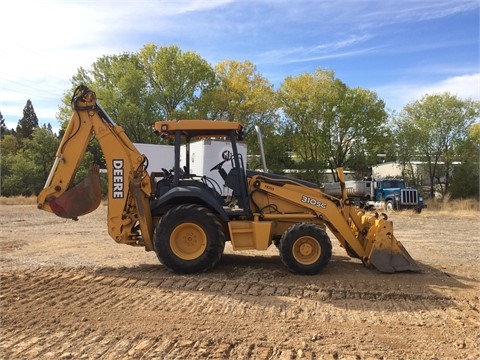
left=134, top=143, right=175, bottom=174
left=135, top=140, right=247, bottom=197
left=185, top=139, right=247, bottom=197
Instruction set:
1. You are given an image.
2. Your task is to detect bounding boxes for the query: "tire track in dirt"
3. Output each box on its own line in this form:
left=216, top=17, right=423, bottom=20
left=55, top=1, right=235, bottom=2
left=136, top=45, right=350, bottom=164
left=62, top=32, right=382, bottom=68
left=1, top=267, right=474, bottom=321
left=2, top=267, right=479, bottom=359
left=4, top=206, right=479, bottom=358
left=0, top=266, right=462, bottom=301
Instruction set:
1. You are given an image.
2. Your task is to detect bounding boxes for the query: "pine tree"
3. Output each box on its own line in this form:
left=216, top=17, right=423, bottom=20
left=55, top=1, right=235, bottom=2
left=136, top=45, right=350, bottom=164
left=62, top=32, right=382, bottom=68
left=0, top=111, right=7, bottom=137
left=0, top=111, right=13, bottom=137
left=16, top=100, right=39, bottom=139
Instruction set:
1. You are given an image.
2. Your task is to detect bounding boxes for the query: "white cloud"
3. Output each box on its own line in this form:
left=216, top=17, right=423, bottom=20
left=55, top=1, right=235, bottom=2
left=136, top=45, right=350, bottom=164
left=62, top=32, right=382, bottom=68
left=418, top=73, right=480, bottom=100
left=317, top=0, right=479, bottom=28
left=257, top=34, right=376, bottom=65
left=1, top=0, right=235, bottom=128
left=374, top=73, right=480, bottom=112
left=1, top=0, right=477, bottom=128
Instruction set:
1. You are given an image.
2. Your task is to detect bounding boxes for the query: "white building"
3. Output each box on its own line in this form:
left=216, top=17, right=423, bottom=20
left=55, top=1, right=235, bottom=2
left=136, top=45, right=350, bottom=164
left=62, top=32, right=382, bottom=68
left=371, top=162, right=404, bottom=178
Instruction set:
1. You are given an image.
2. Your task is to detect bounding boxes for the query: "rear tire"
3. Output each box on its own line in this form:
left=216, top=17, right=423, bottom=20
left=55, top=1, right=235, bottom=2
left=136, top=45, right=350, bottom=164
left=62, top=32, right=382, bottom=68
left=279, top=223, right=332, bottom=275
left=153, top=204, right=225, bottom=274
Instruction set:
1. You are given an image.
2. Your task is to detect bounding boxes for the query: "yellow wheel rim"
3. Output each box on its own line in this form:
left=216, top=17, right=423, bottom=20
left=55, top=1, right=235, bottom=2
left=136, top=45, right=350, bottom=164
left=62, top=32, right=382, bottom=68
left=292, top=236, right=321, bottom=265
left=170, top=223, right=207, bottom=260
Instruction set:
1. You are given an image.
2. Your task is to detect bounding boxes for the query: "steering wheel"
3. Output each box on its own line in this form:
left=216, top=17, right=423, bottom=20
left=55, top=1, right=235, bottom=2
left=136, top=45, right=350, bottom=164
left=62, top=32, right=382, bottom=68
left=209, top=159, right=227, bottom=172
left=162, top=168, right=173, bottom=178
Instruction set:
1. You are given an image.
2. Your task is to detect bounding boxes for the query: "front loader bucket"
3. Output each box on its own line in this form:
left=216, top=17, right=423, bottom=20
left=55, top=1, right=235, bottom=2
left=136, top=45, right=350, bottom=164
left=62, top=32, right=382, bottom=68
left=47, top=164, right=102, bottom=220
left=367, top=219, right=420, bottom=273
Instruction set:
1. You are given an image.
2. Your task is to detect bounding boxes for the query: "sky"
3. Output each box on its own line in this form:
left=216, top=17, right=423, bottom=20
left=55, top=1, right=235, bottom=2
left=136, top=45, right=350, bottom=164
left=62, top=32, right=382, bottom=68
left=1, top=0, right=479, bottom=132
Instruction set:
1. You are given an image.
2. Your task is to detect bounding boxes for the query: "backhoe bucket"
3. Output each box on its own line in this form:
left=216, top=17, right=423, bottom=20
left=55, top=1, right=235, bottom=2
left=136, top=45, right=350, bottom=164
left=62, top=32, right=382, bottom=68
left=366, top=219, right=420, bottom=273
left=47, top=164, right=102, bottom=220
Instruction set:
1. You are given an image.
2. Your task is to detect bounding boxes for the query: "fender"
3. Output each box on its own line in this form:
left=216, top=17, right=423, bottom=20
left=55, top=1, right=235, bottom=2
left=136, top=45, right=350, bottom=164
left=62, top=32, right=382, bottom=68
left=151, top=186, right=229, bottom=221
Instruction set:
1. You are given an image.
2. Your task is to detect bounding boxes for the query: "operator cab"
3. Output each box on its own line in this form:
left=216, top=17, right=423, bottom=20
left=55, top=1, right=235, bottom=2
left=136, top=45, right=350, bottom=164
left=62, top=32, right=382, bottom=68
left=151, top=120, right=251, bottom=219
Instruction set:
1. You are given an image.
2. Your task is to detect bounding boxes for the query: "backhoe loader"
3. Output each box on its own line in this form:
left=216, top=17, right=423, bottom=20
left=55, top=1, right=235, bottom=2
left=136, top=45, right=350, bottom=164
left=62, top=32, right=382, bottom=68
left=37, top=85, right=419, bottom=274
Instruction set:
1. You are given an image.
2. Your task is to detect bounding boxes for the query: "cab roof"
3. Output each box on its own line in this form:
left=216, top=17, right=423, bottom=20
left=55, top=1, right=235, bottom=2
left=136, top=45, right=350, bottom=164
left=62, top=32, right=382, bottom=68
left=154, top=120, right=244, bottom=140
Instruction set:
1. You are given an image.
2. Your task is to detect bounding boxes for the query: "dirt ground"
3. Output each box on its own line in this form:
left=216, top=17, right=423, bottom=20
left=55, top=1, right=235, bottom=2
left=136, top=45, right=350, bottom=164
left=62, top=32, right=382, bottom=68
left=1, top=203, right=479, bottom=359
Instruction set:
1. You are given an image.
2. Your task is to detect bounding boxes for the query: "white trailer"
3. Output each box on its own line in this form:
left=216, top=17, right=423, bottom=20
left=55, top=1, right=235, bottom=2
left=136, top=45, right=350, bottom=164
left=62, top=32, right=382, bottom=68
left=322, top=180, right=371, bottom=198
left=322, top=178, right=425, bottom=213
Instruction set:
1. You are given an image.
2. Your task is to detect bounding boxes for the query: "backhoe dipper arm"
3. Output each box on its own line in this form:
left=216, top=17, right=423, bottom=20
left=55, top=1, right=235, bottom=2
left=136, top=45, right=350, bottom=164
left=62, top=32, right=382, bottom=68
left=37, top=85, right=154, bottom=251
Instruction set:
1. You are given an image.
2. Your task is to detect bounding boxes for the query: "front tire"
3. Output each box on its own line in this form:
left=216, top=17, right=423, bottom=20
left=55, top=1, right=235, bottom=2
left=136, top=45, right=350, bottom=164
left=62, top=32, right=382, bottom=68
left=153, top=204, right=225, bottom=274
left=279, top=223, right=332, bottom=275
left=385, top=200, right=394, bottom=212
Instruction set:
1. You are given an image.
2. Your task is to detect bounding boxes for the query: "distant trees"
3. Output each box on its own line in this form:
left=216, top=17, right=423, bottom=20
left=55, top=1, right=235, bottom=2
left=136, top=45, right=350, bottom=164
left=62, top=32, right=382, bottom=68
left=138, top=44, right=216, bottom=120
left=394, top=93, right=480, bottom=198
left=2, top=45, right=479, bottom=200
left=448, top=123, right=480, bottom=199
left=1, top=127, right=59, bottom=196
left=278, top=68, right=389, bottom=183
left=278, top=69, right=339, bottom=183
left=61, top=52, right=156, bottom=143
left=16, top=100, right=38, bottom=139
left=203, top=60, right=280, bottom=166
left=1, top=101, right=60, bottom=196
left=0, top=112, right=10, bottom=136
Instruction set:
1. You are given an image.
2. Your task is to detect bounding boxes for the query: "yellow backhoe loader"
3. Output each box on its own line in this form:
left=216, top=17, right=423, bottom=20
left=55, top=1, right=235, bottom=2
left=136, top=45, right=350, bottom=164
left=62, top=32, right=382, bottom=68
left=37, top=85, right=419, bottom=274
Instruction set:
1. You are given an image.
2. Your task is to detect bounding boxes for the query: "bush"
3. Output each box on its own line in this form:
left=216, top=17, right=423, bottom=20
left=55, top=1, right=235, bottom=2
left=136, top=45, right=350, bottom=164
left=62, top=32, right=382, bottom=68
left=425, top=194, right=479, bottom=214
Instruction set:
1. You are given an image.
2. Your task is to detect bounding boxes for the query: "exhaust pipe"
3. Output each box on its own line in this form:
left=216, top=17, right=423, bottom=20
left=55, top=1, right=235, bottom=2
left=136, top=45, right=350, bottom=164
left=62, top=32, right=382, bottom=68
left=255, top=125, right=268, bottom=172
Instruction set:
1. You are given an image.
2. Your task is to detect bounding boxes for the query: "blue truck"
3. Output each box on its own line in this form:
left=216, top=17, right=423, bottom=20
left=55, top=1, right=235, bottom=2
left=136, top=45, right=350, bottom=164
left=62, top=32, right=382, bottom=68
left=323, top=178, right=426, bottom=213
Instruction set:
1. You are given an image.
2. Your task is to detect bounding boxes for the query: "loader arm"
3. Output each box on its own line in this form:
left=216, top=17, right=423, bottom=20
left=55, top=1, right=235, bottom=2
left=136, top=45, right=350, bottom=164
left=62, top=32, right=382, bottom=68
left=249, top=168, right=419, bottom=273
left=37, top=85, right=154, bottom=251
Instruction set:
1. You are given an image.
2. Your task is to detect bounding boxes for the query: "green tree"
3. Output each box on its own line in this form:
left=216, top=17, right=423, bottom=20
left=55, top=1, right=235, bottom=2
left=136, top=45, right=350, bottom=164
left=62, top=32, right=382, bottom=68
left=0, top=134, right=20, bottom=195
left=138, top=44, right=216, bottom=120
left=393, top=117, right=425, bottom=189
left=61, top=53, right=157, bottom=143
left=24, top=126, right=61, bottom=181
left=327, top=86, right=388, bottom=176
left=16, top=100, right=39, bottom=139
left=202, top=59, right=279, bottom=160
left=278, top=68, right=387, bottom=183
left=278, top=69, right=340, bottom=183
left=0, top=134, right=20, bottom=156
left=61, top=45, right=216, bottom=143
left=0, top=111, right=12, bottom=137
left=1, top=127, right=60, bottom=196
left=1, top=153, right=41, bottom=196
left=449, top=123, right=480, bottom=199
left=394, top=93, right=480, bottom=198
left=261, top=132, right=296, bottom=174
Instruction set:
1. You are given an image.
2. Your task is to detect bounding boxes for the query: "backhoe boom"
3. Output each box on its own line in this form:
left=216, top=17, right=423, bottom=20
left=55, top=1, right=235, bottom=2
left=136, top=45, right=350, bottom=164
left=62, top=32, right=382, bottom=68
left=37, top=86, right=154, bottom=250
